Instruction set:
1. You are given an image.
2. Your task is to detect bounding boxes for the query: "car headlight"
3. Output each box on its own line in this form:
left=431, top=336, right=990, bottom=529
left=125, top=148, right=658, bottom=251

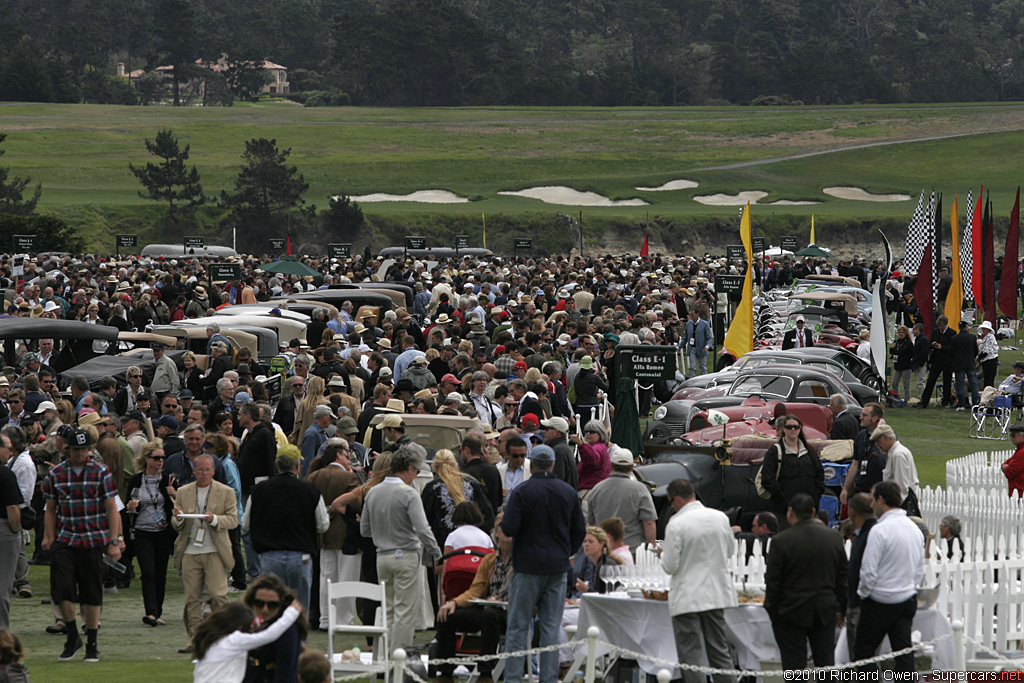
left=653, top=406, right=667, bottom=420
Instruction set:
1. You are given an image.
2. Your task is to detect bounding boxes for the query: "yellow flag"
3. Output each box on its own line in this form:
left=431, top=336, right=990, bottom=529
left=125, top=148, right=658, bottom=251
left=810, top=214, right=816, bottom=245
left=724, top=203, right=754, bottom=360
left=944, top=195, right=962, bottom=323
left=482, top=213, right=487, bottom=250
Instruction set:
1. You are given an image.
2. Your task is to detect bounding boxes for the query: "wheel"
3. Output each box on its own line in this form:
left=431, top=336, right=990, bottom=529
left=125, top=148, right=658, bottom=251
left=860, top=373, right=882, bottom=392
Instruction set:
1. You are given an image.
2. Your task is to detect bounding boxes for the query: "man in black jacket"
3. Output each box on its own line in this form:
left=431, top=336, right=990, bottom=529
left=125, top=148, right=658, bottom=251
left=828, top=395, right=859, bottom=441
left=910, top=323, right=930, bottom=400
left=541, top=417, right=578, bottom=490
left=236, top=403, right=278, bottom=583
left=764, top=493, right=848, bottom=671
left=949, top=321, right=980, bottom=410
left=460, top=431, right=502, bottom=514
left=243, top=446, right=329, bottom=611
left=781, top=316, right=814, bottom=350
left=202, top=342, right=233, bottom=402
left=839, top=402, right=886, bottom=507
left=916, top=315, right=956, bottom=409
left=274, top=375, right=305, bottom=436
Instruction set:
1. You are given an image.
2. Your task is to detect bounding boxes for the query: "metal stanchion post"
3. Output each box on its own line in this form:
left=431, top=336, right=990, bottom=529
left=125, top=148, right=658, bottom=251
left=394, top=647, right=407, bottom=683
left=952, top=620, right=964, bottom=672
left=584, top=626, right=600, bottom=683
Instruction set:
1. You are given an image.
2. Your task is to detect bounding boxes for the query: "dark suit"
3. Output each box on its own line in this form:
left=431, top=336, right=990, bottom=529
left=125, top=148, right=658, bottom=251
left=918, top=325, right=956, bottom=407
left=765, top=518, right=849, bottom=670
left=203, top=354, right=234, bottom=401
left=515, top=395, right=544, bottom=425
left=781, top=327, right=814, bottom=350
left=829, top=411, right=859, bottom=441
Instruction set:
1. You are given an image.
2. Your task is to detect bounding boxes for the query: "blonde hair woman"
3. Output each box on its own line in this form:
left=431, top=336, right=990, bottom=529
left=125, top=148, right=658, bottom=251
left=288, top=375, right=328, bottom=445
left=126, top=438, right=174, bottom=627
left=421, top=449, right=495, bottom=551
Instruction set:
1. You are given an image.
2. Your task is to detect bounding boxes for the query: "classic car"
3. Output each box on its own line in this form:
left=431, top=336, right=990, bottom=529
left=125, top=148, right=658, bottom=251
left=0, top=318, right=118, bottom=373
left=646, top=365, right=861, bottom=446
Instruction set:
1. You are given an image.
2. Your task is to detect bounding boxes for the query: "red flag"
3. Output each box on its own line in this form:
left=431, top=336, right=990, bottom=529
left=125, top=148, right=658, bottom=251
left=286, top=231, right=292, bottom=256
left=640, top=232, right=649, bottom=257
left=983, top=195, right=996, bottom=325
left=971, top=187, right=984, bottom=305
left=1000, top=188, right=1020, bottom=319
left=914, top=241, right=934, bottom=339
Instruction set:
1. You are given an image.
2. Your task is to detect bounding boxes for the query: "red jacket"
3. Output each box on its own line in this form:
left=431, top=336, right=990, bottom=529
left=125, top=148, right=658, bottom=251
left=1002, top=443, right=1024, bottom=497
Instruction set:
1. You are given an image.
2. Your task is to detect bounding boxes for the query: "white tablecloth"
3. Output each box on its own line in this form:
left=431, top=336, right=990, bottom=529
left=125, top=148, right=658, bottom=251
left=574, top=594, right=956, bottom=675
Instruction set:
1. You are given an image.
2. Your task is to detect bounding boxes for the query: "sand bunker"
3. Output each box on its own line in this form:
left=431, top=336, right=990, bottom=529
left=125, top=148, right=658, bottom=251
left=498, top=186, right=648, bottom=207
left=693, top=191, right=768, bottom=206
left=823, top=187, right=912, bottom=202
left=635, top=179, right=699, bottom=192
left=347, top=190, right=469, bottom=204
left=767, top=200, right=821, bottom=206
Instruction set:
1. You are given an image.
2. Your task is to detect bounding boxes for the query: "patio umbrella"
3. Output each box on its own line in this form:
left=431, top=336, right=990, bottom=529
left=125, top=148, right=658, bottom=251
left=611, top=376, right=644, bottom=458
left=258, top=257, right=320, bottom=277
left=794, top=245, right=832, bottom=258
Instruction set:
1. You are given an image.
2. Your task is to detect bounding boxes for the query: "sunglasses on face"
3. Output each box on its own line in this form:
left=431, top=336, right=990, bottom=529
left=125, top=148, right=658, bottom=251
left=784, top=424, right=801, bottom=431
left=129, top=375, right=142, bottom=379
left=148, top=455, right=166, bottom=461
left=164, top=404, right=177, bottom=408
left=252, top=599, right=280, bottom=610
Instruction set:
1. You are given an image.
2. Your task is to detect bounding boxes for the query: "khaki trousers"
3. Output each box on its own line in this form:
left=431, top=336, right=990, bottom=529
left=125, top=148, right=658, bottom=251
left=181, top=552, right=229, bottom=636
left=376, top=550, right=421, bottom=654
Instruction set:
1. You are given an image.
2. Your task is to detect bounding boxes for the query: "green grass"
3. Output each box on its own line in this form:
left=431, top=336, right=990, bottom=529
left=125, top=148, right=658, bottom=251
left=2, top=101, right=1023, bottom=219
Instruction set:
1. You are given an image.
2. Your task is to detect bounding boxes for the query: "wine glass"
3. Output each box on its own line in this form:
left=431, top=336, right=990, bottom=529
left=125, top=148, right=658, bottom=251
left=128, top=487, right=141, bottom=515
left=600, top=565, right=616, bottom=593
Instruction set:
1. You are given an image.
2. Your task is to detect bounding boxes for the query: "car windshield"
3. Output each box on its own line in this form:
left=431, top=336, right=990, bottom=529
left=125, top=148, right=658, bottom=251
left=735, top=355, right=800, bottom=371
left=729, top=375, right=794, bottom=399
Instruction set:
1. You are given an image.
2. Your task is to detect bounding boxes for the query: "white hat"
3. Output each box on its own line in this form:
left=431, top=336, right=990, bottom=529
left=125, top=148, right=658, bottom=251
left=35, top=400, right=58, bottom=414
left=610, top=448, right=634, bottom=466
left=540, top=416, right=569, bottom=433
left=978, top=320, right=994, bottom=333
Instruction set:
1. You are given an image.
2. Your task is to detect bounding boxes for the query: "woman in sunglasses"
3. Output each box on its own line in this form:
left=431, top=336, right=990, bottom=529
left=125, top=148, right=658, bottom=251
left=126, top=439, right=175, bottom=627
left=243, top=573, right=309, bottom=683
left=758, top=415, right=824, bottom=530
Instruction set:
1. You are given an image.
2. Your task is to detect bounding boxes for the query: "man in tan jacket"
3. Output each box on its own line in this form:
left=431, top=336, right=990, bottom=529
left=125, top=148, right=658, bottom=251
left=171, top=453, right=238, bottom=652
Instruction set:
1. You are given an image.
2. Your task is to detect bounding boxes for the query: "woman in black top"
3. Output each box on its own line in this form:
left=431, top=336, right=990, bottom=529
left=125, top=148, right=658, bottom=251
left=759, top=414, right=825, bottom=528
left=126, top=439, right=176, bottom=627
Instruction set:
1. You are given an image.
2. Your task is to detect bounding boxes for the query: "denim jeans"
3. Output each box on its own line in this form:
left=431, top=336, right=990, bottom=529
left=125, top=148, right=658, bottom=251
left=505, top=571, right=566, bottom=683
left=955, top=368, right=980, bottom=408
left=260, top=550, right=313, bottom=611
left=242, top=495, right=260, bottom=581
left=687, top=350, right=708, bottom=378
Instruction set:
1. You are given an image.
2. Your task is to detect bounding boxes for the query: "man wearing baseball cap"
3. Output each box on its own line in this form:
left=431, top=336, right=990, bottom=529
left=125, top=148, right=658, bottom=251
left=502, top=444, right=585, bottom=683
left=41, top=428, right=123, bottom=662
left=541, top=417, right=578, bottom=489
left=584, top=448, right=657, bottom=550
left=376, top=414, right=410, bottom=452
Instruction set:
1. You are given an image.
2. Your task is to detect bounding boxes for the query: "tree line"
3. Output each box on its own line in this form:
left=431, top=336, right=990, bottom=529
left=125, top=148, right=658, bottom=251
left=1, top=0, right=1022, bottom=107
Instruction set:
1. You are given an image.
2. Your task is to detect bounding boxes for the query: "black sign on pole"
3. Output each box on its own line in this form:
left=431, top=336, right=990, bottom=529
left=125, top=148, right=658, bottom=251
left=455, top=235, right=470, bottom=250
left=726, top=245, right=745, bottom=261
left=405, top=236, right=427, bottom=251
left=616, top=345, right=677, bottom=381
left=209, top=263, right=241, bottom=282
left=269, top=238, right=286, bottom=252
left=781, top=236, right=798, bottom=252
left=12, top=235, right=36, bottom=252
left=184, top=236, right=205, bottom=254
left=513, top=237, right=532, bottom=260
left=752, top=236, right=766, bottom=254
left=716, top=275, right=746, bottom=295
left=328, top=243, right=351, bottom=259
left=116, top=234, right=138, bottom=249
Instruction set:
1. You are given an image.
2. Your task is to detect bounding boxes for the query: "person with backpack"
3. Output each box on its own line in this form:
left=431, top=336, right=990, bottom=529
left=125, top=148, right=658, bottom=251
left=758, top=415, right=824, bottom=531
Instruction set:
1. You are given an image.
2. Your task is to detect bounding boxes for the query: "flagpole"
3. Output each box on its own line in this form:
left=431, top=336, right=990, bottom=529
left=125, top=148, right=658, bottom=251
left=482, top=213, right=487, bottom=250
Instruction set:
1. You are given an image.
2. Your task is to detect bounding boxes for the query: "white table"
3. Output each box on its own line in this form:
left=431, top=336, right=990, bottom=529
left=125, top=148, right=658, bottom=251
left=568, top=594, right=956, bottom=679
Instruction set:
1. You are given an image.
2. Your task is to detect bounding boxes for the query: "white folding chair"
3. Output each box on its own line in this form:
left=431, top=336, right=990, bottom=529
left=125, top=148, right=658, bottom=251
left=327, top=580, right=390, bottom=681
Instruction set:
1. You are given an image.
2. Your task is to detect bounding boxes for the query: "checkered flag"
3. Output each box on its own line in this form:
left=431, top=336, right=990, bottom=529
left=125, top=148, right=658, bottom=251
left=904, top=191, right=928, bottom=272
left=960, top=189, right=974, bottom=300
left=931, top=192, right=941, bottom=306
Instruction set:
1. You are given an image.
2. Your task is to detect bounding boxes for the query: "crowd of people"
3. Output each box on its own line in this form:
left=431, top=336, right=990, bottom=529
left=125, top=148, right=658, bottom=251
left=0, top=246, right=1018, bottom=680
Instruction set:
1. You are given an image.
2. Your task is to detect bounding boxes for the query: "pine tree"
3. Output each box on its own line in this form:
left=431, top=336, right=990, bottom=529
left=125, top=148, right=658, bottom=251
left=0, top=132, right=42, bottom=215
left=220, top=138, right=308, bottom=221
left=129, top=128, right=205, bottom=220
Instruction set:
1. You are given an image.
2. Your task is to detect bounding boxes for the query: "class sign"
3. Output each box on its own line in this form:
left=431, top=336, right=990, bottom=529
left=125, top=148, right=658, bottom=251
left=616, top=345, right=677, bottom=381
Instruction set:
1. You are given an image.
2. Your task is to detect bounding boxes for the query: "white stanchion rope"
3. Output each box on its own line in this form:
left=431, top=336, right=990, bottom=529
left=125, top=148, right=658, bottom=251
left=413, top=630, right=952, bottom=678
left=960, top=632, right=1024, bottom=667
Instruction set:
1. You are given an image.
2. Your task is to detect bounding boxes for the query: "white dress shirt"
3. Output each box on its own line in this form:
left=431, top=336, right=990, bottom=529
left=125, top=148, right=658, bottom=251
left=882, top=440, right=919, bottom=502
left=858, top=508, right=924, bottom=604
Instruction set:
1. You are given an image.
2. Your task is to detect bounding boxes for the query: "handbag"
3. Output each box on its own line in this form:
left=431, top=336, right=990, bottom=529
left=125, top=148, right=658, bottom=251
left=901, top=487, right=921, bottom=518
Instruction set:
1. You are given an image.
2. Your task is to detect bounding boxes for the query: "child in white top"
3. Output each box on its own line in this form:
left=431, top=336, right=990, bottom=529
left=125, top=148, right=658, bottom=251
left=192, top=600, right=302, bottom=683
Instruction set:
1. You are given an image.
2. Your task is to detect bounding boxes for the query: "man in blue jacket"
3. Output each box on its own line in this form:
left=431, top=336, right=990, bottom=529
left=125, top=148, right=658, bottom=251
left=680, top=310, right=713, bottom=378
left=502, top=445, right=586, bottom=683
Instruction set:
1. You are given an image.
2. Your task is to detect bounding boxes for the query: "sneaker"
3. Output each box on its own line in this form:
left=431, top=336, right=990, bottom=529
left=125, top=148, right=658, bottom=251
left=227, top=586, right=242, bottom=594
left=18, top=586, right=32, bottom=598
left=84, top=645, right=99, bottom=662
left=59, top=636, right=83, bottom=661
left=103, top=585, right=118, bottom=595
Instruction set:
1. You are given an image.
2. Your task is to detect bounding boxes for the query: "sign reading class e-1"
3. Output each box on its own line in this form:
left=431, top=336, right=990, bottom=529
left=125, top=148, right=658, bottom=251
left=616, top=344, right=677, bottom=381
